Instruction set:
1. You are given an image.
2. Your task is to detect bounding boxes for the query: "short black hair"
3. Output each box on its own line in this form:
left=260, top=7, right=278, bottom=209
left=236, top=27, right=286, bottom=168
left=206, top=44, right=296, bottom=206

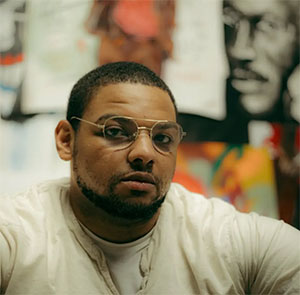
left=67, top=61, right=177, bottom=131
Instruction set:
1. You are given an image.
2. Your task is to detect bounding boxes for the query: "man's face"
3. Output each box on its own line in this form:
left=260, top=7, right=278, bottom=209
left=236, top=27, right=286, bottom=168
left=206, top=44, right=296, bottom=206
left=71, top=83, right=177, bottom=220
left=223, top=0, right=297, bottom=118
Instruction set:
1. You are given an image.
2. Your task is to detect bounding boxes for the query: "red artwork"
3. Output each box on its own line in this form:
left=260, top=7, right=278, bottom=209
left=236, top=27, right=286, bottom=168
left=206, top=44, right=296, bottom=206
left=85, top=0, right=175, bottom=75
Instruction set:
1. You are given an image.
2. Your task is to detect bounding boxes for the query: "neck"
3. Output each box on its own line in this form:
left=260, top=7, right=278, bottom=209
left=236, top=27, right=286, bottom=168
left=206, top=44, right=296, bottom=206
left=69, top=186, right=160, bottom=243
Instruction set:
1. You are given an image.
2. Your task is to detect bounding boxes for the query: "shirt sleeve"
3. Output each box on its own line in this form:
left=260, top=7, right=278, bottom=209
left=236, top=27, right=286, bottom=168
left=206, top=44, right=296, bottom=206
left=231, top=213, right=300, bottom=294
left=0, top=195, right=20, bottom=293
left=0, top=224, right=20, bottom=293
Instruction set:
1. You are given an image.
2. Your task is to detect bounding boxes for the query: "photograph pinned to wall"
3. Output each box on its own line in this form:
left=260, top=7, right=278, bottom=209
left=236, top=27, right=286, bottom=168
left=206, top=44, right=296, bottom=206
left=163, top=0, right=228, bottom=120
left=223, top=0, right=300, bottom=124
left=21, top=0, right=99, bottom=114
left=85, top=0, right=176, bottom=76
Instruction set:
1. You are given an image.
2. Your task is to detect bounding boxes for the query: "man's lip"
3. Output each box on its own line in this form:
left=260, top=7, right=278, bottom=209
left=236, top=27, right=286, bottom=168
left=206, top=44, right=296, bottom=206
left=121, top=172, right=156, bottom=184
left=231, top=68, right=267, bottom=82
left=231, top=79, right=263, bottom=94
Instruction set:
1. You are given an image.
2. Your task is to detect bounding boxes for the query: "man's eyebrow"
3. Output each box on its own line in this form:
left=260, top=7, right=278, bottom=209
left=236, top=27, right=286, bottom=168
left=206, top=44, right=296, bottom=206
left=95, top=113, right=118, bottom=123
left=156, top=122, right=178, bottom=129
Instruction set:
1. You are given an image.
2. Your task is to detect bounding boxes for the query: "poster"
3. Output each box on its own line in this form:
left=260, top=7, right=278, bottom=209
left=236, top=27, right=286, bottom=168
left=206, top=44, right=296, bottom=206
left=21, top=0, right=98, bottom=113
left=0, top=0, right=26, bottom=119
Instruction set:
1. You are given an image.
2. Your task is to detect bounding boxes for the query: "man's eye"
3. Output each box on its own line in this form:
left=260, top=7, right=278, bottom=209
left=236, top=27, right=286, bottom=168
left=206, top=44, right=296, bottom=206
left=257, top=18, right=286, bottom=33
left=104, top=126, right=129, bottom=139
left=153, top=133, right=172, bottom=145
left=222, top=7, right=240, bottom=28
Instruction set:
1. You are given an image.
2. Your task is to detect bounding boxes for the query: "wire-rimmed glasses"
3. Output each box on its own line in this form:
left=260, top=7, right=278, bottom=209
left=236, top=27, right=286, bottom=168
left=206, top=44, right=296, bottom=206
left=71, top=115, right=186, bottom=154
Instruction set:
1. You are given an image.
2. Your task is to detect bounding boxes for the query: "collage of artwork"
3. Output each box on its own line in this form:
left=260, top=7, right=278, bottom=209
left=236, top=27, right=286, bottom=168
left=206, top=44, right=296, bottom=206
left=1, top=0, right=299, bottom=228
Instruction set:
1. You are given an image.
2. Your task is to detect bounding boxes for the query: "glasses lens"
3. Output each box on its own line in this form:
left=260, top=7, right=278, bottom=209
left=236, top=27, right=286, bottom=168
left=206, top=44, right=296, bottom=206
left=152, top=122, right=181, bottom=153
left=103, top=117, right=137, bottom=148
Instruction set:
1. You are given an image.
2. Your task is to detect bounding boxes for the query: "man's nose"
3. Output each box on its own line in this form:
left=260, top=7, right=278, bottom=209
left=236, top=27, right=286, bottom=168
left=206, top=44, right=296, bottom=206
left=127, top=131, right=155, bottom=170
left=228, top=19, right=256, bottom=61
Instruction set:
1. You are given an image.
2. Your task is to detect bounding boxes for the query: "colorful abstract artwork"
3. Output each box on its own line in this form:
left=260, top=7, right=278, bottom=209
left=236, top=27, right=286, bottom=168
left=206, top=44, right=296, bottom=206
left=173, top=142, right=279, bottom=218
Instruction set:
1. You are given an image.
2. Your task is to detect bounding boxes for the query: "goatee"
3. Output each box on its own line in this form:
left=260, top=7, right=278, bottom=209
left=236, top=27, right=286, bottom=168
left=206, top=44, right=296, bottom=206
left=76, top=175, right=166, bottom=221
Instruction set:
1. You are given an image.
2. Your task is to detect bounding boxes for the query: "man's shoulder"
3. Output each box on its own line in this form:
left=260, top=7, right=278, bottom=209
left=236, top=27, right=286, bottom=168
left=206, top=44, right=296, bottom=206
left=28, top=177, right=70, bottom=195
left=165, top=183, right=294, bottom=235
left=167, top=182, right=237, bottom=217
left=167, top=182, right=299, bottom=239
left=163, top=185, right=299, bottom=294
left=0, top=178, right=70, bottom=225
left=2, top=177, right=70, bottom=203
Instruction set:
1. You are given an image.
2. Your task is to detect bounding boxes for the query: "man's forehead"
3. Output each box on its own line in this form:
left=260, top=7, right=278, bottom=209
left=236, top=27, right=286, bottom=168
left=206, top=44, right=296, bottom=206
left=224, top=0, right=291, bottom=19
left=85, top=82, right=176, bottom=121
left=92, top=82, right=167, bottom=97
left=90, top=83, right=172, bottom=106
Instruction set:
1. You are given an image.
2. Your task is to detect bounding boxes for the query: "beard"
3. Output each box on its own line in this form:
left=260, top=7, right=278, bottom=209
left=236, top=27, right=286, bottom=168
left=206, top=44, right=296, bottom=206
left=72, top=138, right=169, bottom=221
left=76, top=173, right=166, bottom=221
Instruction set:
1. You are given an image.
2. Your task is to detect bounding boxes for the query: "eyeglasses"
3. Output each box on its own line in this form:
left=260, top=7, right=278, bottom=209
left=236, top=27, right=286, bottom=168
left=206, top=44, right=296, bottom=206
left=71, top=115, right=186, bottom=154
left=223, top=6, right=292, bottom=35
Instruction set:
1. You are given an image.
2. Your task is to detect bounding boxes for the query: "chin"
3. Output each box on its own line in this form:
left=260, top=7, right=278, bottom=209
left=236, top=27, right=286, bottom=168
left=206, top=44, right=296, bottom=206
left=238, top=96, right=279, bottom=121
left=77, top=175, right=166, bottom=221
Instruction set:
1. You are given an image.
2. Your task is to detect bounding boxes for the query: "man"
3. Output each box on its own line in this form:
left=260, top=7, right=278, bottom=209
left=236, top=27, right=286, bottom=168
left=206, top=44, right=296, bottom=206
left=223, top=0, right=299, bottom=122
left=0, top=62, right=299, bottom=294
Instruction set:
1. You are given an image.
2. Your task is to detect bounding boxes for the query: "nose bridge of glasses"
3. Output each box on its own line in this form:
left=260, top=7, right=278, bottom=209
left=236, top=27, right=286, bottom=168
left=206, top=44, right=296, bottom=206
left=128, top=125, right=158, bottom=156
left=135, top=126, right=153, bottom=138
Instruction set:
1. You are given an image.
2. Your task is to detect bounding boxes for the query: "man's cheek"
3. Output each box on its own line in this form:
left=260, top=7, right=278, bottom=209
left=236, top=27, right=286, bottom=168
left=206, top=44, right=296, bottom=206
left=161, top=165, right=176, bottom=188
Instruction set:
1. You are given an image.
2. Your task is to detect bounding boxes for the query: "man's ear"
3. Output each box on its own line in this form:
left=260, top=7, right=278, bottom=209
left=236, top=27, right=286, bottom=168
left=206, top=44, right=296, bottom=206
left=55, top=120, right=74, bottom=161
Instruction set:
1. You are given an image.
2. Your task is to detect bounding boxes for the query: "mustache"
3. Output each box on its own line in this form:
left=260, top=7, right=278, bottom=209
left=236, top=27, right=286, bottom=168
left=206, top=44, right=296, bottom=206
left=109, top=171, right=162, bottom=194
left=231, top=67, right=268, bottom=82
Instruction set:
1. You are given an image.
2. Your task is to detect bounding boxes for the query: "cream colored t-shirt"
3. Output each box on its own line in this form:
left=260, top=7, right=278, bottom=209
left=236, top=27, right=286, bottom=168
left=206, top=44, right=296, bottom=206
left=80, top=222, right=154, bottom=295
left=1, top=178, right=299, bottom=294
